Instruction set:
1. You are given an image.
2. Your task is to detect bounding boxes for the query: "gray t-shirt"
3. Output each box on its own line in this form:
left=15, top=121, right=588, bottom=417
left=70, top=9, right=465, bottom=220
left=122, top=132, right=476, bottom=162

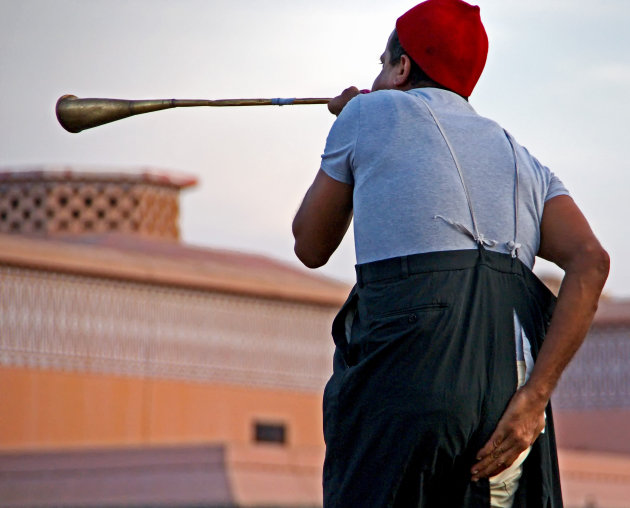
left=321, top=88, right=568, bottom=269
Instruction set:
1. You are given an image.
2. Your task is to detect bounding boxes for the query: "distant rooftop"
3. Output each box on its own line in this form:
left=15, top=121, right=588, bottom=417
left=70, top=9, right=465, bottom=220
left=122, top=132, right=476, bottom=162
left=0, top=232, right=349, bottom=307
left=0, top=166, right=196, bottom=240
left=0, top=166, right=198, bottom=188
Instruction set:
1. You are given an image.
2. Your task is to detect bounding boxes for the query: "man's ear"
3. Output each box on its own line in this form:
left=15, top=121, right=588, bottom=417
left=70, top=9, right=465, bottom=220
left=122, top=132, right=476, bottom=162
left=394, top=54, right=412, bottom=87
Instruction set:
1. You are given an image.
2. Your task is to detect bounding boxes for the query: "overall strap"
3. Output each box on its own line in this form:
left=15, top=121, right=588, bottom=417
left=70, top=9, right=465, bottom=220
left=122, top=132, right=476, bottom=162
left=418, top=97, right=521, bottom=258
left=503, top=131, right=522, bottom=258
left=419, top=98, right=495, bottom=248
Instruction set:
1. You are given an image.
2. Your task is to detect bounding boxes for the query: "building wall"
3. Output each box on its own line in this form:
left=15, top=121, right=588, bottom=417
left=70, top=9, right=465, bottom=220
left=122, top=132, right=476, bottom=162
left=558, top=449, right=630, bottom=508
left=0, top=264, right=335, bottom=451
left=0, top=366, right=325, bottom=451
left=0, top=265, right=336, bottom=398
left=553, top=325, right=630, bottom=411
left=0, top=261, right=333, bottom=506
left=552, top=322, right=630, bottom=455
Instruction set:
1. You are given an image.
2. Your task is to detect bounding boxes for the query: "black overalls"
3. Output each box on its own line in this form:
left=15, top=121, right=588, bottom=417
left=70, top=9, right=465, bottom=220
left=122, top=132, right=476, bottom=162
left=322, top=100, right=563, bottom=508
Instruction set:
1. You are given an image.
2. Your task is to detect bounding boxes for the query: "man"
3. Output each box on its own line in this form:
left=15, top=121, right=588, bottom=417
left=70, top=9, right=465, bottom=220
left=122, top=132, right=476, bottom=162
left=292, top=0, right=609, bottom=506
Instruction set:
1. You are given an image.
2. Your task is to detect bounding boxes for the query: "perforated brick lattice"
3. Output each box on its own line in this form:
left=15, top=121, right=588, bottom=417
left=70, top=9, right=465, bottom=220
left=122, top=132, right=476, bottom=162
left=0, top=170, right=193, bottom=239
left=0, top=265, right=336, bottom=391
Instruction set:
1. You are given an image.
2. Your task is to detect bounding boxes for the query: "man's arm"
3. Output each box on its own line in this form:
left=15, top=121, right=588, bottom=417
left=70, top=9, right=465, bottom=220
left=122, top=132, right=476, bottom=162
left=471, top=194, right=610, bottom=481
left=292, top=169, right=353, bottom=268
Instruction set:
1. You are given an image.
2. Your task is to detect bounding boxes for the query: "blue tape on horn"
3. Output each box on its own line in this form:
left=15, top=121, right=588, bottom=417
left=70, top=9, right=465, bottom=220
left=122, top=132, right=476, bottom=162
left=271, top=98, right=296, bottom=106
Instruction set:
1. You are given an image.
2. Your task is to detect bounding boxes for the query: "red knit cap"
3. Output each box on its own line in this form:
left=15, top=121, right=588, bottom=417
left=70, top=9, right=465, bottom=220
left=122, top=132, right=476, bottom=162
left=396, top=0, right=488, bottom=97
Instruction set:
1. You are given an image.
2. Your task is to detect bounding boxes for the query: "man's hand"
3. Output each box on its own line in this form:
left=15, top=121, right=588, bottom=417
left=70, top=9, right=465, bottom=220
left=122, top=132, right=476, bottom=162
left=471, top=387, right=546, bottom=481
left=327, top=86, right=361, bottom=116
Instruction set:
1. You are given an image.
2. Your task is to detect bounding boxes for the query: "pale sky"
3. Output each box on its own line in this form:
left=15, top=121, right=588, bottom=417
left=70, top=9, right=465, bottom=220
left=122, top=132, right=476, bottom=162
left=1, top=0, right=629, bottom=296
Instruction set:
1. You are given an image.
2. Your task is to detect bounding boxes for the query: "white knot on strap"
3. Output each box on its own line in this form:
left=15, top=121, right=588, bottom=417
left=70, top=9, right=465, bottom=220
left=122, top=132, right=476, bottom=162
left=271, top=98, right=295, bottom=106
left=506, top=240, right=522, bottom=258
left=434, top=215, right=498, bottom=247
left=476, top=233, right=498, bottom=247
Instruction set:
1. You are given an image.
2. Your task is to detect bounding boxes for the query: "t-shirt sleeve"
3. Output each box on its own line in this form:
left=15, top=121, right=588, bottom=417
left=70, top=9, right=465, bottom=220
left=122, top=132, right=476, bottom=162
left=545, top=172, right=570, bottom=202
left=320, top=97, right=360, bottom=185
left=524, top=146, right=570, bottom=203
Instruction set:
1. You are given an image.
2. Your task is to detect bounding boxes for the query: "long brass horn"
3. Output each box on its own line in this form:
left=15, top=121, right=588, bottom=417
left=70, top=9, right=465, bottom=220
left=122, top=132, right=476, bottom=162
left=56, top=94, right=332, bottom=133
